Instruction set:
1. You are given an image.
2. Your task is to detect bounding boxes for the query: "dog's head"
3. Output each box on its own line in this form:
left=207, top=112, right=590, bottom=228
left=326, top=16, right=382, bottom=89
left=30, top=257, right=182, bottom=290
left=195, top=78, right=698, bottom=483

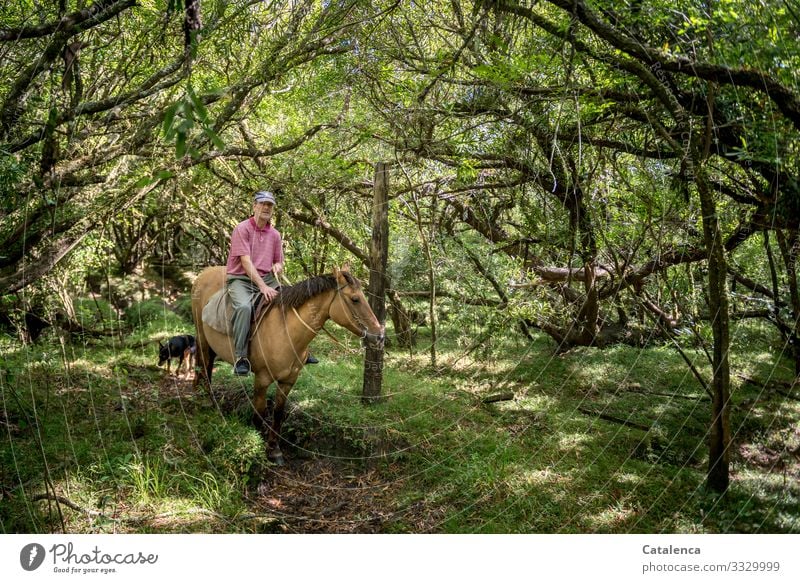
left=158, top=341, right=170, bottom=366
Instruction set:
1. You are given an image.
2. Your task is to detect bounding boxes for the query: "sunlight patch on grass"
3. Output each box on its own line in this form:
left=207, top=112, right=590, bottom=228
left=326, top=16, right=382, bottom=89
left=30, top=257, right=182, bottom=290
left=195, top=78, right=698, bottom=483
left=293, top=395, right=322, bottom=409
left=585, top=504, right=637, bottom=530
left=557, top=432, right=592, bottom=450
left=508, top=467, right=571, bottom=489
left=62, top=358, right=113, bottom=375
left=510, top=394, right=556, bottom=410
left=392, top=348, right=517, bottom=378
left=734, top=470, right=800, bottom=498
left=38, top=472, right=238, bottom=533
left=614, top=472, right=644, bottom=486
left=573, top=361, right=618, bottom=381
left=749, top=351, right=785, bottom=365
left=441, top=354, right=516, bottom=376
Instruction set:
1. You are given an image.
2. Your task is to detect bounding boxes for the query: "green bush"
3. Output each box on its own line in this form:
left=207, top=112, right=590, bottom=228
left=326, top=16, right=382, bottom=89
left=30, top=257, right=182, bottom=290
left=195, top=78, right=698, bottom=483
left=73, top=297, right=118, bottom=328
left=124, top=298, right=183, bottom=330
left=202, top=422, right=268, bottom=486
left=174, top=294, right=195, bottom=323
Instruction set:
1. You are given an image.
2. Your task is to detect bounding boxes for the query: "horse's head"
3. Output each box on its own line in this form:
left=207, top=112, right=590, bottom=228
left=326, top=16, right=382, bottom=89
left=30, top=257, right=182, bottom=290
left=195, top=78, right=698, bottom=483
left=329, top=265, right=385, bottom=350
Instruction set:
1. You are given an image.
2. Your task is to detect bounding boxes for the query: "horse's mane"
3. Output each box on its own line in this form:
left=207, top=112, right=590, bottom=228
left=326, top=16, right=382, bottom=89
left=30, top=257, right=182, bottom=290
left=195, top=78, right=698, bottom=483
left=273, top=271, right=359, bottom=311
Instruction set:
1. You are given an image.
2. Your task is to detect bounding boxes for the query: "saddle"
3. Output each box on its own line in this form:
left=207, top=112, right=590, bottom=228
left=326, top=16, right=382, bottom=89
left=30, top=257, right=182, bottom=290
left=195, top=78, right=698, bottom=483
left=201, top=286, right=274, bottom=337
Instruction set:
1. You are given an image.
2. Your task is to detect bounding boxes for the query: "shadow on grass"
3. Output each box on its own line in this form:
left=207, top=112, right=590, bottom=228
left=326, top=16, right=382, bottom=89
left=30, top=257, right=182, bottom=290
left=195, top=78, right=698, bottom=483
left=2, top=319, right=798, bottom=533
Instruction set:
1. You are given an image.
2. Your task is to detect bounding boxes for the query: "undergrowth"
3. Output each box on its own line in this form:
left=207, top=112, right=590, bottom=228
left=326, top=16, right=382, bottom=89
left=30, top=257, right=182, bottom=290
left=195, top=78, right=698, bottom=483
left=0, top=315, right=798, bottom=533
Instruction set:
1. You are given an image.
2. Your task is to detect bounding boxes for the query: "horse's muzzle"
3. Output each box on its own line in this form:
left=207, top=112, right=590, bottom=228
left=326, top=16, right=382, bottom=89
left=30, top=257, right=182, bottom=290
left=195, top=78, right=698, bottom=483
left=362, top=328, right=385, bottom=350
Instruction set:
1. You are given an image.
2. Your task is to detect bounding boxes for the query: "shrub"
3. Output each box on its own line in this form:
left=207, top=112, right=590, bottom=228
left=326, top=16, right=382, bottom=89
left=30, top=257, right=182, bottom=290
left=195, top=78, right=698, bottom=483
left=124, top=298, right=183, bottom=330
left=73, top=297, right=119, bottom=329
left=173, top=294, right=195, bottom=323
left=202, top=422, right=268, bottom=486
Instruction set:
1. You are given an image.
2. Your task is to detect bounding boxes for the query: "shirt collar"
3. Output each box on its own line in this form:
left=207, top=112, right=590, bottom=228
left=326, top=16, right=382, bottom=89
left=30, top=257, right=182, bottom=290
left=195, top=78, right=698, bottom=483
left=249, top=217, right=272, bottom=232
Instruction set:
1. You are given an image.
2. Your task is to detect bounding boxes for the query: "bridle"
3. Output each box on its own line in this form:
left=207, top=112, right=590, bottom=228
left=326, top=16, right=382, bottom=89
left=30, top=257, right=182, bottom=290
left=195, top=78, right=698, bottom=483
left=287, top=280, right=384, bottom=348
left=331, top=282, right=385, bottom=347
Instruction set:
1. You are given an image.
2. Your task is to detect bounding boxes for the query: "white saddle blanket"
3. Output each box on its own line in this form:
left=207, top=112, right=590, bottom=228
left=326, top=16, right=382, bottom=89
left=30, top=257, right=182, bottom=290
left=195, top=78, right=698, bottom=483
left=201, top=288, right=232, bottom=335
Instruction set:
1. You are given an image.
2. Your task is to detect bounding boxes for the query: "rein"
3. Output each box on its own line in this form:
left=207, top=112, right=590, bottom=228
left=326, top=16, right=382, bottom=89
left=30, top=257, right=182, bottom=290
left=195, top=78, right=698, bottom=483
left=279, top=274, right=376, bottom=351
left=292, top=306, right=354, bottom=351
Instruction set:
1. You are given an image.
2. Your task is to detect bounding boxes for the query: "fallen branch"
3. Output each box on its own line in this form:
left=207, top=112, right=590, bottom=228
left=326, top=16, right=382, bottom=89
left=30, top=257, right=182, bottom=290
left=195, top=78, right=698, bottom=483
left=30, top=493, right=279, bottom=526
left=31, top=493, right=106, bottom=518
left=620, top=383, right=708, bottom=401
left=578, top=407, right=651, bottom=431
left=482, top=392, right=515, bottom=404
left=737, top=374, right=800, bottom=401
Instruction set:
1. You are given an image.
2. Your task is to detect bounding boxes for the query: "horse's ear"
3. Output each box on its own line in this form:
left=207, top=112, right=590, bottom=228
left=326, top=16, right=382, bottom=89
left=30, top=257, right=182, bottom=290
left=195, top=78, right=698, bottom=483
left=341, top=262, right=351, bottom=272
left=333, top=265, right=351, bottom=286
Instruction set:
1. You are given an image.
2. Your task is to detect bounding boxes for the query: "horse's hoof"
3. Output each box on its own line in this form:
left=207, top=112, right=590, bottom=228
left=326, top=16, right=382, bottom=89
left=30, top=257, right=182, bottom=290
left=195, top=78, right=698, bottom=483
left=268, top=450, right=285, bottom=466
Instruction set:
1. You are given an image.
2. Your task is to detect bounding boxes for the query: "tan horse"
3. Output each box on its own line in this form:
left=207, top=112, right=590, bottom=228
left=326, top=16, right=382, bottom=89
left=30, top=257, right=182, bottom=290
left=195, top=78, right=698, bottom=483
left=191, top=265, right=384, bottom=464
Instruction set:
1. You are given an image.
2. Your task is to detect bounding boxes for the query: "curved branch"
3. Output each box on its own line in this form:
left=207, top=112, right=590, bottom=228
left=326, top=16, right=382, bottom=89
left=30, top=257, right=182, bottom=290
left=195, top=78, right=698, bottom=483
left=0, top=234, right=88, bottom=295
left=535, top=0, right=800, bottom=130
left=288, top=207, right=369, bottom=265
left=0, top=0, right=136, bottom=42
left=0, top=0, right=138, bottom=140
left=3, top=58, right=187, bottom=153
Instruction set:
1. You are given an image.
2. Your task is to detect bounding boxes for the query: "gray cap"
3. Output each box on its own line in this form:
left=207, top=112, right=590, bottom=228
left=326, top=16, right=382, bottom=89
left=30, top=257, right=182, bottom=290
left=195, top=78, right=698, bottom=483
left=254, top=190, right=276, bottom=204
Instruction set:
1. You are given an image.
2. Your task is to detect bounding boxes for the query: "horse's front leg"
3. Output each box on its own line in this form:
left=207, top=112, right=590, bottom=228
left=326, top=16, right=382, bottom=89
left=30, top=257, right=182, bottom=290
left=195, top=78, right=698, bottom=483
left=266, top=380, right=294, bottom=466
left=251, top=371, right=273, bottom=436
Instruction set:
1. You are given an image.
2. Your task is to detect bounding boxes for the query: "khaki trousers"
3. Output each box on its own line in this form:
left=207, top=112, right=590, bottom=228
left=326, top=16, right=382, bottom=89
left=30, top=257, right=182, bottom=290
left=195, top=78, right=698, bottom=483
left=226, top=273, right=279, bottom=360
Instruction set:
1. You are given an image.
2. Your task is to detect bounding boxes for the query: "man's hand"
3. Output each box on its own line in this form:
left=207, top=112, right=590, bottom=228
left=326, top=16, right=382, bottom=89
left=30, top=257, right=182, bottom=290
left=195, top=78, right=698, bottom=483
left=242, top=255, right=279, bottom=302
left=261, top=285, right=278, bottom=302
left=272, top=262, right=283, bottom=276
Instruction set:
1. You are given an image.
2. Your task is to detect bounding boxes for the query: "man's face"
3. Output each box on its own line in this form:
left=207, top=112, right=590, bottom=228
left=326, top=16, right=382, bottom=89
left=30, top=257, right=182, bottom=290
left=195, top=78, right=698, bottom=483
left=253, top=200, right=274, bottom=223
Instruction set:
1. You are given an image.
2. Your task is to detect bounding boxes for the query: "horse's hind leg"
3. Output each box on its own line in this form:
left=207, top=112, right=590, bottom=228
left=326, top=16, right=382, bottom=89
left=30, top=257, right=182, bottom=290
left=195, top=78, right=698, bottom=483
left=193, top=331, right=216, bottom=390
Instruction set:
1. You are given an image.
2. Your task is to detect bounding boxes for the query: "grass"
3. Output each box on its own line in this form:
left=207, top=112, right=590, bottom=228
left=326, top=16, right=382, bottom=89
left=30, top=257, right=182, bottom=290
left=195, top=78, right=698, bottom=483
left=0, top=315, right=798, bottom=533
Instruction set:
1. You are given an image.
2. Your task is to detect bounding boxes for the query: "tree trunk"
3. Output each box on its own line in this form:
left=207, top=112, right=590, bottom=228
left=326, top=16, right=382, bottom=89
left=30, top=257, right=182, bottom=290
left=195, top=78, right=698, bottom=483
left=362, top=162, right=389, bottom=404
left=776, top=229, right=800, bottom=375
left=388, top=289, right=415, bottom=348
left=426, top=194, right=437, bottom=368
left=579, top=259, right=599, bottom=341
left=696, top=169, right=732, bottom=493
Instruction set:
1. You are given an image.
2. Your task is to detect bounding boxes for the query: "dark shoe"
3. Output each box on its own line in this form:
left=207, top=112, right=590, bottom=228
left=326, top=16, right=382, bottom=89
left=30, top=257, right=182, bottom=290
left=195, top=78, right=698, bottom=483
left=234, top=358, right=251, bottom=376
left=305, top=354, right=319, bottom=364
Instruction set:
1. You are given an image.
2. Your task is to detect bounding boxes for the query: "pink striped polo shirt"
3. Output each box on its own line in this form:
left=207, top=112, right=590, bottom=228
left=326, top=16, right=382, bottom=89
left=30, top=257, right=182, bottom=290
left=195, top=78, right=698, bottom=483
left=225, top=217, right=284, bottom=276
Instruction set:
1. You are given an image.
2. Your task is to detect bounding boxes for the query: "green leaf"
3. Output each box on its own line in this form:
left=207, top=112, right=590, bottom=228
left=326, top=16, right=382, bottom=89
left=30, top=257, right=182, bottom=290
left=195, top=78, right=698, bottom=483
left=162, top=102, right=180, bottom=137
left=177, top=117, right=194, bottom=133
left=187, top=86, right=209, bottom=123
left=175, top=133, right=187, bottom=158
left=133, top=176, right=156, bottom=189
left=202, top=126, right=225, bottom=150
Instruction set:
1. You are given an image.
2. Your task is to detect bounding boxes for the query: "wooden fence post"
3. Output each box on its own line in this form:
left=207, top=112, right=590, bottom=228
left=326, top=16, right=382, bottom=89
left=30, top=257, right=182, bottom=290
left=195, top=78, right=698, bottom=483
left=362, top=162, right=389, bottom=404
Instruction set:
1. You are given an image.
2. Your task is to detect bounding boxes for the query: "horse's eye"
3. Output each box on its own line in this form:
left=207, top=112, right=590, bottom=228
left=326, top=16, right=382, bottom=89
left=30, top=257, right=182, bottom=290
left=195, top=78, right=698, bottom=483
left=351, top=296, right=360, bottom=303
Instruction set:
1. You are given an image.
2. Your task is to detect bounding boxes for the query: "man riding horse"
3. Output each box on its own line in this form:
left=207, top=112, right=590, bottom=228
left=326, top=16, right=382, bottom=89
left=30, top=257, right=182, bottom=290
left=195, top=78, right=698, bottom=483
left=193, top=188, right=384, bottom=464
left=225, top=189, right=317, bottom=375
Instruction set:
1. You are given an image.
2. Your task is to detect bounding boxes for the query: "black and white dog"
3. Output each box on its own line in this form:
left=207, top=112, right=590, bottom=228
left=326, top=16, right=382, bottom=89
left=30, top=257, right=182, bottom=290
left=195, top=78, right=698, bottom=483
left=158, top=335, right=196, bottom=376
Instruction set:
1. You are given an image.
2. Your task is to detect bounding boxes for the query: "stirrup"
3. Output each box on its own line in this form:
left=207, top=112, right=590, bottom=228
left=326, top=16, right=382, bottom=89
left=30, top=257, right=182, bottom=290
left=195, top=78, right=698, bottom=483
left=234, top=357, right=251, bottom=376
